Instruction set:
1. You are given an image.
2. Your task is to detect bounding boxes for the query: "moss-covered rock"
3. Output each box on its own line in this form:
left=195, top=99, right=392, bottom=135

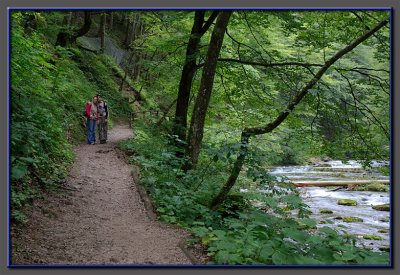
left=337, top=199, right=358, bottom=206
left=355, top=182, right=389, bottom=192
left=372, top=204, right=390, bottom=211
left=319, top=220, right=327, bottom=224
left=378, top=228, right=389, bottom=234
left=334, top=216, right=343, bottom=220
left=363, top=234, right=383, bottom=240
left=343, top=216, right=363, bottom=223
left=379, top=217, right=390, bottom=223
left=320, top=209, right=334, bottom=214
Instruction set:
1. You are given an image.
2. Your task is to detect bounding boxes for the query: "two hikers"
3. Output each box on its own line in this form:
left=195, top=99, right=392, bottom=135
left=84, top=95, right=108, bottom=145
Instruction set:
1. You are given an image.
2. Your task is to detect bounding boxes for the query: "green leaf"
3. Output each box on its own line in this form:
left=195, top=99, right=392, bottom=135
left=282, top=227, right=308, bottom=242
left=11, top=165, right=28, bottom=180
left=319, top=226, right=338, bottom=236
left=298, top=218, right=317, bottom=228
left=259, top=242, right=274, bottom=259
left=271, top=250, right=288, bottom=265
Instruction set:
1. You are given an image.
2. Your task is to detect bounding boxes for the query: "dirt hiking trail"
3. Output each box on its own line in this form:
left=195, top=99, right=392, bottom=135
left=11, top=124, right=192, bottom=265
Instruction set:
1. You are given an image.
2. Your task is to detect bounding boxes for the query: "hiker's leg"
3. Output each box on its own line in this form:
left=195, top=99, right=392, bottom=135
left=100, top=117, right=107, bottom=143
left=87, top=118, right=91, bottom=144
left=92, top=120, right=96, bottom=143
left=89, top=119, right=96, bottom=144
left=104, top=121, right=108, bottom=141
left=99, top=117, right=104, bottom=143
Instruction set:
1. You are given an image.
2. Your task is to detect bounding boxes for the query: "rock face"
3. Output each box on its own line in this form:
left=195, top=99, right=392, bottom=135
left=343, top=216, right=364, bottom=223
left=372, top=204, right=390, bottom=211
left=337, top=199, right=358, bottom=206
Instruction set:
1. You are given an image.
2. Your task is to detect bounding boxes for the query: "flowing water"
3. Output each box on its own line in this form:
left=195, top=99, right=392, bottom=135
left=269, top=160, right=390, bottom=252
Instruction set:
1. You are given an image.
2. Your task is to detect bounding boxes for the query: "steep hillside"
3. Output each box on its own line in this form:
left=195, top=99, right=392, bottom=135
left=10, top=11, right=133, bottom=222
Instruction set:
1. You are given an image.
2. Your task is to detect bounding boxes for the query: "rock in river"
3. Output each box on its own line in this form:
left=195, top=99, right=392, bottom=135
left=337, top=199, right=358, bottom=206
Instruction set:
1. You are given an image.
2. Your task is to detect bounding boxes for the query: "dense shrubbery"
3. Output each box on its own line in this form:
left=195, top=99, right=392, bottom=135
left=10, top=12, right=131, bottom=223
left=119, top=120, right=389, bottom=265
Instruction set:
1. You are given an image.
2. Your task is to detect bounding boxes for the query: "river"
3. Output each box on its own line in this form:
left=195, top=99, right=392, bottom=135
left=269, top=160, right=390, bottom=252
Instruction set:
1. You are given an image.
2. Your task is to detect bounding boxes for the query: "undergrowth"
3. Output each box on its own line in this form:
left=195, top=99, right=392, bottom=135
left=118, top=120, right=390, bottom=265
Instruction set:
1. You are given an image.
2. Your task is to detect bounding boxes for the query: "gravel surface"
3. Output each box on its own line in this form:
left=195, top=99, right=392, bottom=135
left=11, top=124, right=192, bottom=265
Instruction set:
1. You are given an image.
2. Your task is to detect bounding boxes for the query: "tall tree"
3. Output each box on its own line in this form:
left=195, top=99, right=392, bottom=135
left=210, top=18, right=389, bottom=210
left=98, top=12, right=106, bottom=53
left=183, top=11, right=233, bottom=170
left=172, top=11, right=220, bottom=147
left=109, top=11, right=113, bottom=31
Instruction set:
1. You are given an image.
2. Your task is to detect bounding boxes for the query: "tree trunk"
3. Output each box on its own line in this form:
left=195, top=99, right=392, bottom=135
left=56, top=11, right=92, bottom=47
left=128, top=15, right=140, bottom=46
left=99, top=13, right=106, bottom=52
left=210, top=18, right=389, bottom=210
left=136, top=54, right=141, bottom=82
left=124, top=18, right=131, bottom=48
left=109, top=12, right=113, bottom=31
left=210, top=133, right=249, bottom=210
left=183, top=11, right=232, bottom=170
left=120, top=51, right=135, bottom=92
left=173, top=11, right=220, bottom=149
left=66, top=11, right=73, bottom=26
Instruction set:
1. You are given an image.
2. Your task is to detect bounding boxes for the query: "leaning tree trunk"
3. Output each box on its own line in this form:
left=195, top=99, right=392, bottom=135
left=183, top=11, right=232, bottom=171
left=173, top=11, right=220, bottom=149
left=210, top=19, right=389, bottom=210
left=56, top=11, right=92, bottom=47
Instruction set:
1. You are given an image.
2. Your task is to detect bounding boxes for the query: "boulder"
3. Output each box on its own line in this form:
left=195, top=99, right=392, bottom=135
left=363, top=234, right=383, bottom=240
left=337, top=199, right=358, bottom=206
left=320, top=209, right=334, bottom=214
left=343, top=216, right=363, bottom=223
left=372, top=204, right=390, bottom=211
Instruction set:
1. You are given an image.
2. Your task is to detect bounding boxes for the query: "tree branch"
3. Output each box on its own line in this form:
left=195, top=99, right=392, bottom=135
left=199, top=11, right=220, bottom=34
left=244, top=19, right=389, bottom=136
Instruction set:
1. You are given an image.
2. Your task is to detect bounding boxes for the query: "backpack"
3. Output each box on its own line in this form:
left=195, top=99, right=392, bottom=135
left=82, top=102, right=90, bottom=117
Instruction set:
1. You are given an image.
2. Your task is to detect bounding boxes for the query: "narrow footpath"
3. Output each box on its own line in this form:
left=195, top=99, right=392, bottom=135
left=11, top=124, right=192, bottom=265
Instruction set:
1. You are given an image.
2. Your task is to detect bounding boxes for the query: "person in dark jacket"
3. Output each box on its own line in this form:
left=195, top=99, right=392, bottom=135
left=96, top=94, right=108, bottom=144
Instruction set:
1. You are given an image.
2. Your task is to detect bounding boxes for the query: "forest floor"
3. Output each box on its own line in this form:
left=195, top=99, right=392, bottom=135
left=11, top=124, right=195, bottom=265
